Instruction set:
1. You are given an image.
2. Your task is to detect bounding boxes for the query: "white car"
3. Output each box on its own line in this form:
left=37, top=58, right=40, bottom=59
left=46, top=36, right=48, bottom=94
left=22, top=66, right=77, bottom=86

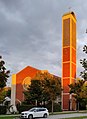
left=21, top=107, right=49, bottom=119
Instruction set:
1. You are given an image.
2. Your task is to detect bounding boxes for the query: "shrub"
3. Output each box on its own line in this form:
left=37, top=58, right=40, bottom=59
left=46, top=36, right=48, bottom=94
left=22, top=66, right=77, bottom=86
left=0, top=105, right=7, bottom=114
left=45, top=102, right=62, bottom=112
left=17, top=102, right=62, bottom=113
left=17, top=104, right=35, bottom=113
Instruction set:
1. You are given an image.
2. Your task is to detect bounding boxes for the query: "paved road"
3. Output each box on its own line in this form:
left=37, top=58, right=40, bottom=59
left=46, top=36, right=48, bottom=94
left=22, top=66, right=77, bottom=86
left=40, top=113, right=87, bottom=119
left=1, top=113, right=87, bottom=119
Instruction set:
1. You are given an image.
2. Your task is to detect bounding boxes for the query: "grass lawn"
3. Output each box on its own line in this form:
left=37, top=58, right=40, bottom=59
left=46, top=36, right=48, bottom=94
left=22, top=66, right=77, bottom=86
left=0, top=117, right=15, bottom=119
left=0, top=115, right=19, bottom=119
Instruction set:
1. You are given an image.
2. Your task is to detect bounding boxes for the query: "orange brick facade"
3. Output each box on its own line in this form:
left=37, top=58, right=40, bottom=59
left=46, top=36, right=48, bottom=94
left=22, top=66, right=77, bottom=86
left=16, top=66, right=39, bottom=103
left=11, top=66, right=52, bottom=107
left=62, top=12, right=76, bottom=110
left=11, top=66, right=39, bottom=106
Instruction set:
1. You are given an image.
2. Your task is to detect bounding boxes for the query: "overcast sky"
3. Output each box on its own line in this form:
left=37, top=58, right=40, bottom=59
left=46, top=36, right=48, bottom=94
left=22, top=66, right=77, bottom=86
left=0, top=0, right=87, bottom=86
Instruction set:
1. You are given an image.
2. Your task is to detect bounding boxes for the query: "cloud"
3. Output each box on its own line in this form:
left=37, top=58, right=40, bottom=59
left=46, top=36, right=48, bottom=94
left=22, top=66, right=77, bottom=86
left=0, top=0, right=87, bottom=86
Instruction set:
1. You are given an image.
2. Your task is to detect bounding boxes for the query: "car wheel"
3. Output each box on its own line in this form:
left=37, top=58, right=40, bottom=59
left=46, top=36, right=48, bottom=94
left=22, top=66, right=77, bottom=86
left=28, top=114, right=33, bottom=119
left=43, top=113, right=47, bottom=118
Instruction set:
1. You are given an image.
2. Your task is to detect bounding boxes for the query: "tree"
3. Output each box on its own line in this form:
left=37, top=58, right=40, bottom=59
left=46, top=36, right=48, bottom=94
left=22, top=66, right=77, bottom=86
left=80, top=45, right=87, bottom=80
left=69, top=45, right=87, bottom=110
left=23, top=79, right=43, bottom=106
left=0, top=89, right=7, bottom=104
left=34, top=71, right=61, bottom=113
left=23, top=71, right=61, bottom=113
left=6, top=89, right=11, bottom=98
left=0, top=87, right=11, bottom=104
left=83, top=45, right=87, bottom=53
left=0, top=56, right=10, bottom=103
left=23, top=71, right=50, bottom=106
left=69, top=79, right=87, bottom=110
left=42, top=73, right=61, bottom=113
left=0, top=56, right=10, bottom=90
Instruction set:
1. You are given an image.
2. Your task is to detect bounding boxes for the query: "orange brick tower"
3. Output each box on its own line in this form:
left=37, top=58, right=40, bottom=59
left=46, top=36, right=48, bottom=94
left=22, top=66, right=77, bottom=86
left=62, top=12, right=76, bottom=110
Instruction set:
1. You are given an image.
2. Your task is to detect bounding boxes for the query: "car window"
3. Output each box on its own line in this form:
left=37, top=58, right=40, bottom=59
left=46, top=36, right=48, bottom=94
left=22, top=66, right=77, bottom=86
left=36, top=109, right=39, bottom=112
left=29, top=108, right=46, bottom=112
left=38, top=108, right=46, bottom=111
left=29, top=108, right=36, bottom=112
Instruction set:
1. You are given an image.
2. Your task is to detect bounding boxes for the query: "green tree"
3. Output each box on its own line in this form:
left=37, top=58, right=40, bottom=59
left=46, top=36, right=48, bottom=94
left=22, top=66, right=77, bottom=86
left=0, top=56, right=10, bottom=103
left=69, top=45, right=87, bottom=110
left=23, top=79, right=43, bottom=106
left=0, top=89, right=7, bottom=104
left=0, top=56, right=10, bottom=90
left=35, top=71, right=61, bottom=113
left=83, top=45, right=87, bottom=53
left=6, top=89, right=11, bottom=98
left=80, top=45, right=87, bottom=80
left=42, top=73, right=61, bottom=113
left=69, top=79, right=87, bottom=110
left=23, top=71, right=61, bottom=113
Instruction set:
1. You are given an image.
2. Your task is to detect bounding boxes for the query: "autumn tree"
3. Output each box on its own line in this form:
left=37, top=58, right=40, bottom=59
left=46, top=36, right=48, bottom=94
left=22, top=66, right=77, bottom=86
left=69, top=79, right=87, bottom=110
left=23, top=71, right=50, bottom=106
left=42, top=73, right=61, bottom=113
left=34, top=71, right=61, bottom=113
left=0, top=89, right=7, bottom=104
left=69, top=45, right=87, bottom=110
left=23, top=71, right=61, bottom=113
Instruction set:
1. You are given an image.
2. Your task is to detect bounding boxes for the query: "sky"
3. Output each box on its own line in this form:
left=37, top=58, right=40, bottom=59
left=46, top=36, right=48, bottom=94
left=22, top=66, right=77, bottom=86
left=0, top=0, right=87, bottom=86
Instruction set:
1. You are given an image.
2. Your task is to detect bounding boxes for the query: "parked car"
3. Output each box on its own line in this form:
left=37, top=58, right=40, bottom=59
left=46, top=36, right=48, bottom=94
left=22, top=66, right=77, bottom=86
left=21, top=107, right=49, bottom=119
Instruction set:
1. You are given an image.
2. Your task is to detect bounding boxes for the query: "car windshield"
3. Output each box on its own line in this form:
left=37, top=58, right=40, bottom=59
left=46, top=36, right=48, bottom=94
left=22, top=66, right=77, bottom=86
left=29, top=108, right=37, bottom=112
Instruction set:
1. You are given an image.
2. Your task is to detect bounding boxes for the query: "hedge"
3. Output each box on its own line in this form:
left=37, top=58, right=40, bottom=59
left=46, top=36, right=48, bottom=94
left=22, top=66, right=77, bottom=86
left=17, top=104, right=35, bottom=114
left=0, top=106, right=7, bottom=114
left=45, top=102, right=62, bottom=112
left=17, top=102, right=61, bottom=113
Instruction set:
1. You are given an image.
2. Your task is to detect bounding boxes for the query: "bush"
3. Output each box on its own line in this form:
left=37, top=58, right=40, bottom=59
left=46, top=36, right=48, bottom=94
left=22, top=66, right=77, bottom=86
left=45, top=102, right=62, bottom=112
left=17, top=104, right=35, bottom=114
left=79, top=102, right=86, bottom=110
left=17, top=102, right=62, bottom=113
left=0, top=105, right=7, bottom=114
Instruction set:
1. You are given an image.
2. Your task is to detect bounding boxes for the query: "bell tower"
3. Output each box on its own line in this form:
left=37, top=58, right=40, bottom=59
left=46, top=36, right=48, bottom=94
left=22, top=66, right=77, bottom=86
left=62, top=12, right=76, bottom=110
